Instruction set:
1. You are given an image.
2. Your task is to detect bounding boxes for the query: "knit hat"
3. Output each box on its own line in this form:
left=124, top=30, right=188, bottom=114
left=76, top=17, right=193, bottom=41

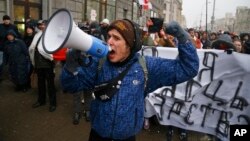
left=101, top=18, right=110, bottom=25
left=108, top=19, right=135, bottom=49
left=3, top=15, right=10, bottom=20
left=212, top=34, right=236, bottom=50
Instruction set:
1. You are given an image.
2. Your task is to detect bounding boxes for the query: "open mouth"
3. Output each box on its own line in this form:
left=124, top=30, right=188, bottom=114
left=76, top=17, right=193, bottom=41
left=109, top=49, right=115, bottom=55
left=108, top=49, right=115, bottom=59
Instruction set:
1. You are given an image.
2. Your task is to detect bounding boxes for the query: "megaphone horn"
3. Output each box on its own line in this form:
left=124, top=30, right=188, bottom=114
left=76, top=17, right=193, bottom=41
left=42, top=8, right=110, bottom=58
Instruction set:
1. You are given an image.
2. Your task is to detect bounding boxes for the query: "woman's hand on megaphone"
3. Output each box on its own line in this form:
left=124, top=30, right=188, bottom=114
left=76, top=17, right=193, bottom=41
left=65, top=49, right=84, bottom=73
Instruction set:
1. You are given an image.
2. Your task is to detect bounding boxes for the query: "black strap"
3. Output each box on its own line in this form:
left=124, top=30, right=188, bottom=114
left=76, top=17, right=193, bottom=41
left=93, top=59, right=137, bottom=101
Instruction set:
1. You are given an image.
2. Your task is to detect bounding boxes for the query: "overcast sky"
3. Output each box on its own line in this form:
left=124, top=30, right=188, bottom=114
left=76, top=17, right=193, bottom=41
left=182, top=0, right=250, bottom=28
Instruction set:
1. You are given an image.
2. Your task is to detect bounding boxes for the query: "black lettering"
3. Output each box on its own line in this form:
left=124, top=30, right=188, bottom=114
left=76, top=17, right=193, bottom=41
left=200, top=103, right=218, bottom=127
left=230, top=81, right=248, bottom=111
left=167, top=99, right=184, bottom=119
left=153, top=94, right=166, bottom=121
left=185, top=79, right=202, bottom=101
left=238, top=115, right=250, bottom=124
left=159, top=86, right=176, bottom=98
left=216, top=111, right=232, bottom=137
left=203, top=80, right=227, bottom=106
left=184, top=103, right=198, bottom=125
left=198, top=52, right=218, bottom=82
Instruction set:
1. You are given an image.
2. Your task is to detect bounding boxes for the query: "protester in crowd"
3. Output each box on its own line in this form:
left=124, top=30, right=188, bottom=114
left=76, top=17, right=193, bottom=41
left=200, top=32, right=211, bottom=49
left=100, top=18, right=110, bottom=41
left=154, top=28, right=175, bottom=47
left=0, top=15, right=22, bottom=81
left=79, top=20, right=90, bottom=34
left=72, top=91, right=83, bottom=125
left=212, top=34, right=236, bottom=51
left=242, top=40, right=250, bottom=54
left=188, top=28, right=202, bottom=49
left=142, top=30, right=156, bottom=46
left=0, top=15, right=22, bottom=39
left=240, top=33, right=249, bottom=45
left=209, top=32, right=217, bottom=42
left=233, top=39, right=243, bottom=53
left=141, top=18, right=158, bottom=47
left=231, top=33, right=240, bottom=42
left=89, top=21, right=104, bottom=40
left=23, top=25, right=36, bottom=89
left=25, top=17, right=38, bottom=32
left=60, top=19, right=199, bottom=141
left=4, top=30, right=30, bottom=92
left=29, top=20, right=57, bottom=112
left=71, top=89, right=93, bottom=124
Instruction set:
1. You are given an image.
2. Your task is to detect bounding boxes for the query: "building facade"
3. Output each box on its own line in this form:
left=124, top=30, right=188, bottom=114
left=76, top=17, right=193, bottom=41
left=235, top=6, right=250, bottom=34
left=163, top=0, right=182, bottom=25
left=0, top=0, right=173, bottom=35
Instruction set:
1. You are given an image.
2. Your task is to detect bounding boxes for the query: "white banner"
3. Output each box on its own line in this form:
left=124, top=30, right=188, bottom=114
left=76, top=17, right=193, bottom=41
left=142, top=47, right=250, bottom=141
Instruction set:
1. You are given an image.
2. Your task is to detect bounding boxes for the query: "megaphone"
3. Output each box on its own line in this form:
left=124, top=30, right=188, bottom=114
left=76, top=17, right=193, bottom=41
left=42, top=8, right=110, bottom=58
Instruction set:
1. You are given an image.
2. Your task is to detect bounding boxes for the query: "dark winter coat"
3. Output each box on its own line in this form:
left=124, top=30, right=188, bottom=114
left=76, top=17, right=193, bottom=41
left=4, top=38, right=30, bottom=85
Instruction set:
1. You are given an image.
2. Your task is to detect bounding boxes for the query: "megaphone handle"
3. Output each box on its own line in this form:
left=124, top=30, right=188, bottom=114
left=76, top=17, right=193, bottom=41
left=78, top=55, right=92, bottom=67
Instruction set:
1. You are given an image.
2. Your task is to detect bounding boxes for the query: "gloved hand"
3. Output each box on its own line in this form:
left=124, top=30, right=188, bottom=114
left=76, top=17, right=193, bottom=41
left=164, top=21, right=190, bottom=44
left=65, top=49, right=83, bottom=73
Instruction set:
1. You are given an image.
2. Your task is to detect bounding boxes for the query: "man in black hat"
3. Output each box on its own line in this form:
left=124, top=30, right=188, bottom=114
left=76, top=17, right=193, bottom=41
left=0, top=15, right=21, bottom=81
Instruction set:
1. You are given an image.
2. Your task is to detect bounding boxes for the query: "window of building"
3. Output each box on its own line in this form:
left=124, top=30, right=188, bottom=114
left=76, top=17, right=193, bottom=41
left=14, top=0, right=42, bottom=35
left=86, top=0, right=100, bottom=22
left=106, top=0, right=116, bottom=22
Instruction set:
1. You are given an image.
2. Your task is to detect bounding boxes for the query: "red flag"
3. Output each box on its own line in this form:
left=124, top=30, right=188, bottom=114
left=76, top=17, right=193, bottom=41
left=143, top=0, right=149, bottom=10
left=143, top=4, right=149, bottom=10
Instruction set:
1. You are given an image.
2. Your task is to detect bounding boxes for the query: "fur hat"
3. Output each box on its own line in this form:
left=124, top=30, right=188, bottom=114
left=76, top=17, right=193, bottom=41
left=108, top=19, right=135, bottom=49
left=212, top=34, right=236, bottom=51
left=3, top=15, right=10, bottom=20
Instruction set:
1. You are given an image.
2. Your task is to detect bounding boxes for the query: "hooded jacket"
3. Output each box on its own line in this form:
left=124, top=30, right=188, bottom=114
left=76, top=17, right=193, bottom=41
left=60, top=42, right=199, bottom=139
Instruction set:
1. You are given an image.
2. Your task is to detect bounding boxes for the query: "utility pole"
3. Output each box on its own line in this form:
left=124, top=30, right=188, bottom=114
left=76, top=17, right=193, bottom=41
left=206, top=0, right=208, bottom=33
left=211, top=0, right=216, bottom=31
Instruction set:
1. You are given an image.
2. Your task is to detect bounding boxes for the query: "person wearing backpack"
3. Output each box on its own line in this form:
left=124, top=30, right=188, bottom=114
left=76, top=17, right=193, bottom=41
left=60, top=19, right=199, bottom=141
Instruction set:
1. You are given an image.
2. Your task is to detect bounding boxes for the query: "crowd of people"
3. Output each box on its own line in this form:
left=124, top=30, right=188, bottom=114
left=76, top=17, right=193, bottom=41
left=142, top=18, right=250, bottom=54
left=0, top=14, right=249, bottom=141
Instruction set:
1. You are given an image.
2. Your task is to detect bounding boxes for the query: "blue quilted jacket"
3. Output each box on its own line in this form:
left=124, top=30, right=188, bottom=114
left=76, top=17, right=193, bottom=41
left=60, top=42, right=199, bottom=139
